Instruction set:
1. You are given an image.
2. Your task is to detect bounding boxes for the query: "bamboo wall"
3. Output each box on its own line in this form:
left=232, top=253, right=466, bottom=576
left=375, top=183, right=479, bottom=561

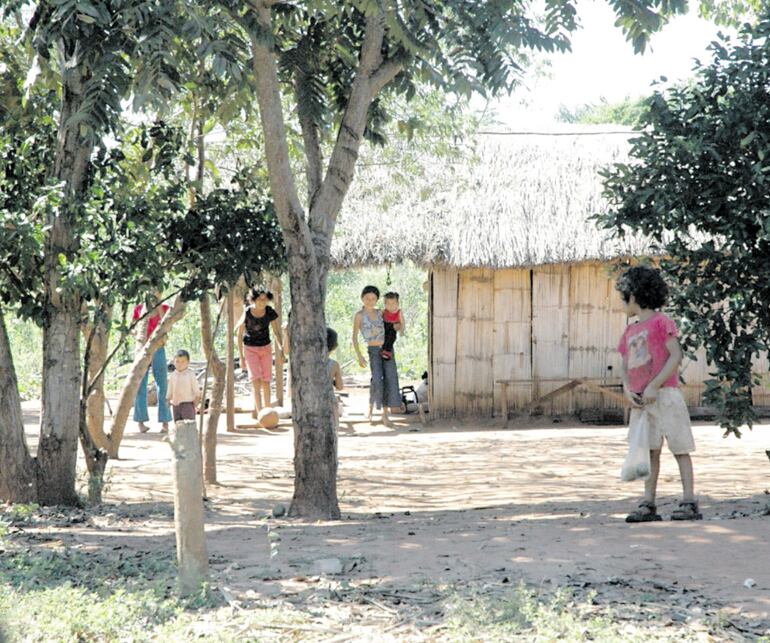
left=429, top=261, right=770, bottom=417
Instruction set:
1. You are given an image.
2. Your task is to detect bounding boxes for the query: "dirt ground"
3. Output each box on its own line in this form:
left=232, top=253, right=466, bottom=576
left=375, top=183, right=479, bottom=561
left=16, top=388, right=770, bottom=639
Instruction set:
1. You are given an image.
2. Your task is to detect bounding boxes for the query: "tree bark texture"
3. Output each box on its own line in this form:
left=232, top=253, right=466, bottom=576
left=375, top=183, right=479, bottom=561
left=250, top=4, right=401, bottom=519
left=0, top=309, right=38, bottom=503
left=38, top=63, right=93, bottom=506
left=82, top=308, right=112, bottom=452
left=79, top=309, right=111, bottom=504
left=226, top=288, right=236, bottom=432
left=169, top=420, right=209, bottom=596
left=107, top=295, right=186, bottom=458
left=270, top=275, right=284, bottom=406
left=287, top=259, right=340, bottom=518
left=200, top=295, right=225, bottom=484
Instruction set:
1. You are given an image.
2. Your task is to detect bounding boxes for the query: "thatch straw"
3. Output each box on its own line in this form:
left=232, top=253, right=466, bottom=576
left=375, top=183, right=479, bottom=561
left=332, top=128, right=651, bottom=268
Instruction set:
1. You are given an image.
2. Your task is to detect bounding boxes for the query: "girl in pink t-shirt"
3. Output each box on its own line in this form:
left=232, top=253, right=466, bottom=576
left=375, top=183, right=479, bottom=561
left=617, top=266, right=701, bottom=523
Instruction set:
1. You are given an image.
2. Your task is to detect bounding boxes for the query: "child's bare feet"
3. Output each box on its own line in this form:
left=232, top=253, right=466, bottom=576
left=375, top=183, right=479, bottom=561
left=137, top=422, right=150, bottom=433
left=160, top=422, right=169, bottom=434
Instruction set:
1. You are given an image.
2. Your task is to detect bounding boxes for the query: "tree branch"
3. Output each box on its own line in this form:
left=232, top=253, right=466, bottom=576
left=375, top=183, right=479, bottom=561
left=370, top=59, right=404, bottom=95
left=308, top=15, right=383, bottom=234
left=294, top=72, right=323, bottom=208
left=308, top=12, right=393, bottom=265
left=249, top=3, right=315, bottom=259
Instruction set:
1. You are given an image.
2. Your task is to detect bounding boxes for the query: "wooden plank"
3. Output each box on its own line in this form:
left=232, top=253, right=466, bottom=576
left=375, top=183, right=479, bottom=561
left=532, top=264, right=571, bottom=413
left=492, top=268, right=531, bottom=413
left=455, top=268, right=495, bottom=415
left=569, top=263, right=624, bottom=410
left=430, top=266, right=458, bottom=417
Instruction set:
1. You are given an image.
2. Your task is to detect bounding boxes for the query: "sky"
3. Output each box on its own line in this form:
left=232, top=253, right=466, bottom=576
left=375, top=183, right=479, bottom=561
left=490, top=1, right=735, bottom=128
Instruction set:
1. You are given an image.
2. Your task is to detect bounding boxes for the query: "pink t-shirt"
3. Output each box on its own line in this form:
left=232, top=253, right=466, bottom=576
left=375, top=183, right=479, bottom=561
left=133, top=303, right=169, bottom=336
left=618, top=312, right=679, bottom=394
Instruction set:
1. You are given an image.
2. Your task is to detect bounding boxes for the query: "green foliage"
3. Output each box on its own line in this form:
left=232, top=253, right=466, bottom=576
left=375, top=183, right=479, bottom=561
left=699, top=0, right=762, bottom=25
left=168, top=170, right=286, bottom=299
left=598, top=15, right=770, bottom=434
left=557, top=96, right=649, bottom=127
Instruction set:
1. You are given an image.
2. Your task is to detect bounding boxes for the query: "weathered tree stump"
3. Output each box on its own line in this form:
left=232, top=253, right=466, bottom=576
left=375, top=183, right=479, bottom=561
left=169, top=420, right=209, bottom=595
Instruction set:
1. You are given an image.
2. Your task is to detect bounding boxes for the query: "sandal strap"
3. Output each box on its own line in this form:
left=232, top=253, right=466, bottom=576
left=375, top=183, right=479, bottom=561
left=638, top=501, right=657, bottom=511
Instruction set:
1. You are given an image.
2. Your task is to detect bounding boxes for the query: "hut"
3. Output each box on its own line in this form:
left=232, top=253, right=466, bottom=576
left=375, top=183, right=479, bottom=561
left=333, top=129, right=770, bottom=419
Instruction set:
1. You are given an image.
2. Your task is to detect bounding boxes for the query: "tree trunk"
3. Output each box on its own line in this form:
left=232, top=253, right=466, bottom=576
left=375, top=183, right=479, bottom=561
left=0, top=309, right=38, bottom=502
left=82, top=308, right=112, bottom=452
left=37, top=65, right=92, bottom=506
left=271, top=275, right=284, bottom=406
left=79, top=308, right=111, bottom=503
left=107, top=295, right=186, bottom=458
left=38, top=302, right=82, bottom=506
left=200, top=295, right=225, bottom=484
left=225, top=288, right=235, bottom=433
left=287, top=257, right=340, bottom=519
left=250, top=5, right=400, bottom=519
left=79, top=402, right=109, bottom=504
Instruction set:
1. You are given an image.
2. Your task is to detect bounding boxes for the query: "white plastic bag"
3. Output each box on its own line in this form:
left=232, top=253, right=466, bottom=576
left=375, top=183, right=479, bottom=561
left=621, top=409, right=651, bottom=482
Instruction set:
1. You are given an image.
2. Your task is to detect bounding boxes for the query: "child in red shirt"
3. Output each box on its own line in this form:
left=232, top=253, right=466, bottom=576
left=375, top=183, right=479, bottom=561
left=617, top=266, right=700, bottom=522
left=380, top=291, right=404, bottom=360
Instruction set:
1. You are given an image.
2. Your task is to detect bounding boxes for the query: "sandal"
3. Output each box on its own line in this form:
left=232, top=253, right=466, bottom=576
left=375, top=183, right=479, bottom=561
left=671, top=500, right=702, bottom=521
left=625, top=500, right=662, bottom=523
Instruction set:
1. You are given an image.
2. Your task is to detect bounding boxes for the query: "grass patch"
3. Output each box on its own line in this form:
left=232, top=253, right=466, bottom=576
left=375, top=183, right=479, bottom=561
left=442, top=582, right=731, bottom=642
left=0, top=541, right=314, bottom=642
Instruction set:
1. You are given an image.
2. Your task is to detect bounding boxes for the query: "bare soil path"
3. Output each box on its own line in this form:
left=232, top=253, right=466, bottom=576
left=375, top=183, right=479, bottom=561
left=16, top=395, right=770, bottom=638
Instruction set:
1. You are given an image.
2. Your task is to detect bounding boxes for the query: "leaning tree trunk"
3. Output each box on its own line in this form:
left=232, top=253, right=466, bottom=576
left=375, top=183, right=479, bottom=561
left=78, top=308, right=111, bottom=503
left=82, top=308, right=112, bottom=452
left=107, top=295, right=186, bottom=458
left=0, top=309, right=38, bottom=502
left=200, top=295, right=225, bottom=484
left=287, top=257, right=340, bottom=518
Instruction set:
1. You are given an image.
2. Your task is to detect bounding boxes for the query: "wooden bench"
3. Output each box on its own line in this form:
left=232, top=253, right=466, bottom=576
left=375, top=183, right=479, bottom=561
left=496, top=378, right=630, bottom=427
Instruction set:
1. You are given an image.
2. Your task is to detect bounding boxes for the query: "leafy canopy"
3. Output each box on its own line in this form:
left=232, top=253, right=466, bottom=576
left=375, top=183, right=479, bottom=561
left=598, top=13, right=770, bottom=434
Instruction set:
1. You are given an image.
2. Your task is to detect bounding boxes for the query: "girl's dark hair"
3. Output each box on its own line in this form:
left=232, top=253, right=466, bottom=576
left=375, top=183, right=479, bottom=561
left=383, top=291, right=399, bottom=301
left=326, top=327, right=338, bottom=352
left=248, top=287, right=274, bottom=303
left=361, top=285, right=380, bottom=299
left=616, top=266, right=668, bottom=310
left=176, top=349, right=191, bottom=360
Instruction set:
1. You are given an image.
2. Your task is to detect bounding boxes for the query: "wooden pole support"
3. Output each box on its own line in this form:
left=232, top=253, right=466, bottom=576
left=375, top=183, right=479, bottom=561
left=169, top=420, right=209, bottom=596
left=226, top=288, right=235, bottom=433
left=271, top=276, right=284, bottom=407
left=499, top=382, right=509, bottom=428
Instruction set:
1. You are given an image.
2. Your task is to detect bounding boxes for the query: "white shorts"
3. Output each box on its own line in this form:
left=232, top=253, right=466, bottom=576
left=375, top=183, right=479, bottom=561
left=628, top=387, right=695, bottom=455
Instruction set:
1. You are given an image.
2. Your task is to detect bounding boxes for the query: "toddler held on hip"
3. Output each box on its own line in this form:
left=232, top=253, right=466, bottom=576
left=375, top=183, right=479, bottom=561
left=380, top=291, right=404, bottom=360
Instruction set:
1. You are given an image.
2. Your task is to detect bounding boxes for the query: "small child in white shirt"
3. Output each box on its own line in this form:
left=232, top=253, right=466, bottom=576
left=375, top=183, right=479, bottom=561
left=166, top=349, right=200, bottom=423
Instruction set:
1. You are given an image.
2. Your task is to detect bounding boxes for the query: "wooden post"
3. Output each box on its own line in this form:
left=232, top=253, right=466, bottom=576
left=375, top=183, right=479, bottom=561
left=499, top=382, right=509, bottom=428
left=271, top=276, right=284, bottom=407
left=226, top=288, right=235, bottom=433
left=170, top=420, right=209, bottom=596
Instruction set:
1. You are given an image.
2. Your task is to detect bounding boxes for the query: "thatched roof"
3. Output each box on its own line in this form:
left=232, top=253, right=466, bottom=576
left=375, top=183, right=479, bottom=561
left=332, top=127, right=651, bottom=269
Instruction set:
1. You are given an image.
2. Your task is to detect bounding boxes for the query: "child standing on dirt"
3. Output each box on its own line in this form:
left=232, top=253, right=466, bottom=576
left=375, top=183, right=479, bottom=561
left=380, top=291, right=404, bottom=360
left=166, top=350, right=200, bottom=423
left=617, top=266, right=701, bottom=522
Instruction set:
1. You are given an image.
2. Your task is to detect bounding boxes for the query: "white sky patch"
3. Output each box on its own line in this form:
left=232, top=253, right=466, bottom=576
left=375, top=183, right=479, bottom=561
left=488, top=0, right=736, bottom=128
